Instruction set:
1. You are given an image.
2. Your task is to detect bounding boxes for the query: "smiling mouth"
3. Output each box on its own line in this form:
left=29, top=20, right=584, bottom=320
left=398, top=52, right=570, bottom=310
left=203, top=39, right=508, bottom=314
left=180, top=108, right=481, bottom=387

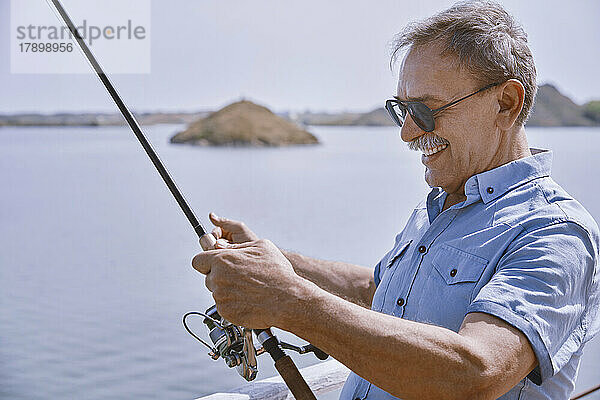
left=422, top=143, right=448, bottom=157
left=408, top=133, right=450, bottom=157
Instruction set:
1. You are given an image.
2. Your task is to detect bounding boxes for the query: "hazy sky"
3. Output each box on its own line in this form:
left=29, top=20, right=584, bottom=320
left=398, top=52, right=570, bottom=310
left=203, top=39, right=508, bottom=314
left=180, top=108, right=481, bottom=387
left=1, top=0, right=599, bottom=114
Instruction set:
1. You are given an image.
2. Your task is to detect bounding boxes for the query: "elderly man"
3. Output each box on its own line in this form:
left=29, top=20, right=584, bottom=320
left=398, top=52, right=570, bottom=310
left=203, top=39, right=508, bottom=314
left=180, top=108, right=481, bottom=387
left=192, top=1, right=600, bottom=399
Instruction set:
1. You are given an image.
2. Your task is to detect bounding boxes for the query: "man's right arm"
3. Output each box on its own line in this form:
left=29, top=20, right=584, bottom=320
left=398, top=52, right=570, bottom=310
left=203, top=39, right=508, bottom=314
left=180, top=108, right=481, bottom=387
left=208, top=213, right=376, bottom=308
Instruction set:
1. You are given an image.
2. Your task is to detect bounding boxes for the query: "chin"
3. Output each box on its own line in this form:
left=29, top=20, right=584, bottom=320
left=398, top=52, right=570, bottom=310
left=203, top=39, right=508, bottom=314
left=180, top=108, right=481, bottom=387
left=425, top=170, right=453, bottom=191
left=424, top=169, right=440, bottom=188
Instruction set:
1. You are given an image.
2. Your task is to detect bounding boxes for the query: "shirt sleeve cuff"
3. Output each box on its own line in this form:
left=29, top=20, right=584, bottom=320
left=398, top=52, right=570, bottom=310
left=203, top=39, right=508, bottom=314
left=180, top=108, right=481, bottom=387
left=467, top=300, right=552, bottom=385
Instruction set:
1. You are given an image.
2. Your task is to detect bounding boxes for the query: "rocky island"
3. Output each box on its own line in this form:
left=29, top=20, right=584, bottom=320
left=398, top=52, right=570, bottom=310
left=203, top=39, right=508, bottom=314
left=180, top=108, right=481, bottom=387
left=527, top=84, right=599, bottom=126
left=170, top=100, right=319, bottom=147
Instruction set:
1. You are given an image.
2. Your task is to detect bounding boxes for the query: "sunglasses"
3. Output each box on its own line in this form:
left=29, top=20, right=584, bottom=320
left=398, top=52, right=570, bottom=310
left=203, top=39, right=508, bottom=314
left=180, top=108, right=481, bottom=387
left=385, top=82, right=501, bottom=132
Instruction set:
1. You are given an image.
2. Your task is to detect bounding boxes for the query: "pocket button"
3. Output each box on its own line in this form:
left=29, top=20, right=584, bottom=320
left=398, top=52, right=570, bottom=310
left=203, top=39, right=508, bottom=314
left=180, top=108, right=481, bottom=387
left=449, top=268, right=457, bottom=277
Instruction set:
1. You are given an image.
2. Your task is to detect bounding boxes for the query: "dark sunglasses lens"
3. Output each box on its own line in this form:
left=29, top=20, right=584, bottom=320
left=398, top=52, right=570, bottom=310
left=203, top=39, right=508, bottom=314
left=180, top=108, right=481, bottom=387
left=408, top=102, right=435, bottom=132
left=385, top=101, right=406, bottom=127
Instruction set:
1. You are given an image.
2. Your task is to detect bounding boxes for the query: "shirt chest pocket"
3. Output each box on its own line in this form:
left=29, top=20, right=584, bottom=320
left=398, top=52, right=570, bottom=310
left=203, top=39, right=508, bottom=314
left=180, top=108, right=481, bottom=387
left=431, top=244, right=488, bottom=285
left=417, top=245, right=489, bottom=330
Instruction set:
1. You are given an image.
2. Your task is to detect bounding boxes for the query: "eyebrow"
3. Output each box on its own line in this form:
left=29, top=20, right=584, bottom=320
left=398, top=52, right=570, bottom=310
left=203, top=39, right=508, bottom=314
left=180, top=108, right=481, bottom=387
left=393, top=94, right=444, bottom=103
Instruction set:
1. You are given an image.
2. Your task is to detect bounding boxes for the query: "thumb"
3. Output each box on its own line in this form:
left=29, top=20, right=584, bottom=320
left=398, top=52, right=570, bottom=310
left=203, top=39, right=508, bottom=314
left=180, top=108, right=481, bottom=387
left=209, top=212, right=234, bottom=228
left=209, top=212, right=222, bottom=225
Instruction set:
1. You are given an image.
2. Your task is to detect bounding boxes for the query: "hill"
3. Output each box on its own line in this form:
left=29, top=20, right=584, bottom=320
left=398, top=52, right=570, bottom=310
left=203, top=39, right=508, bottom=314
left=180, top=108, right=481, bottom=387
left=170, top=100, right=318, bottom=146
left=293, top=84, right=599, bottom=127
left=527, top=84, right=595, bottom=126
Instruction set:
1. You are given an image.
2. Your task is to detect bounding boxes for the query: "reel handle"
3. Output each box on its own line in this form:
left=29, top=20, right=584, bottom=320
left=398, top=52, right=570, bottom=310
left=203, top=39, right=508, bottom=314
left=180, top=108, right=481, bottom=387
left=301, top=344, right=329, bottom=360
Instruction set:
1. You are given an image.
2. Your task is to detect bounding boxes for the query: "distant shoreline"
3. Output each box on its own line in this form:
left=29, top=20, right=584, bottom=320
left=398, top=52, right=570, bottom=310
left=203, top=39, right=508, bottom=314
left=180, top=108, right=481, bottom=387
left=1, top=110, right=597, bottom=128
left=2, top=84, right=598, bottom=128
left=0, top=111, right=210, bottom=128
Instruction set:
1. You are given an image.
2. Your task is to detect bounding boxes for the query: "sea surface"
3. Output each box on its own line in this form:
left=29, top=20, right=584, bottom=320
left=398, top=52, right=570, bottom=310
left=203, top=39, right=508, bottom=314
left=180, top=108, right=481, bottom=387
left=1, top=125, right=599, bottom=399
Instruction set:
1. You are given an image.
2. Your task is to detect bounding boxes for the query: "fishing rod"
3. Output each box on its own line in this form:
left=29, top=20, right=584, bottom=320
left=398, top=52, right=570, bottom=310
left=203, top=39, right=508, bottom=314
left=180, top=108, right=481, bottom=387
left=571, top=383, right=600, bottom=400
left=45, top=1, right=325, bottom=398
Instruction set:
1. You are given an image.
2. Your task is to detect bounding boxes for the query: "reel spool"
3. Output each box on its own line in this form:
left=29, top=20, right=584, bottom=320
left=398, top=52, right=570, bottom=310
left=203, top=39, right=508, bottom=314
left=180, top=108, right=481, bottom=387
left=184, top=305, right=258, bottom=381
left=183, top=305, right=328, bottom=381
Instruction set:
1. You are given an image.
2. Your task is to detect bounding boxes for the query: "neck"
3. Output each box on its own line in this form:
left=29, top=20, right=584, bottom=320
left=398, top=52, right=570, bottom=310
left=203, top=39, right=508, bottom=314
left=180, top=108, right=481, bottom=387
left=494, top=125, right=531, bottom=167
left=442, top=126, right=530, bottom=211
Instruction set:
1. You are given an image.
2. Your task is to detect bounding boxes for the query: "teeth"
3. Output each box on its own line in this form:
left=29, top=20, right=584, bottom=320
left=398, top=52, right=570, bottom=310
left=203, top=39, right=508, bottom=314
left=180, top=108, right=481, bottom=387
left=423, top=143, right=448, bottom=156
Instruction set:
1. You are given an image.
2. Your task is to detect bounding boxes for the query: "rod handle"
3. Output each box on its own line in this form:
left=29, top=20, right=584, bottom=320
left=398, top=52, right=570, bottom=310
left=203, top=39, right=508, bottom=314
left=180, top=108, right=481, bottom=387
left=274, top=355, right=317, bottom=400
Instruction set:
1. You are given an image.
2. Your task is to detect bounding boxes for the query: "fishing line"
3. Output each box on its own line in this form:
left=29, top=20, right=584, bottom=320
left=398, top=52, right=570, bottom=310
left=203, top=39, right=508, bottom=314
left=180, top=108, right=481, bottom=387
left=44, top=0, right=208, bottom=240
left=44, top=1, right=322, bottom=398
left=182, top=312, right=220, bottom=358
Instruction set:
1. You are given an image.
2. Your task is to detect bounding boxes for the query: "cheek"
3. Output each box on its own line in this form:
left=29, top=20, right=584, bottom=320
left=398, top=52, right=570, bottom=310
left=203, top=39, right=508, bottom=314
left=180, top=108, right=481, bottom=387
left=443, top=121, right=494, bottom=173
left=436, top=123, right=468, bottom=162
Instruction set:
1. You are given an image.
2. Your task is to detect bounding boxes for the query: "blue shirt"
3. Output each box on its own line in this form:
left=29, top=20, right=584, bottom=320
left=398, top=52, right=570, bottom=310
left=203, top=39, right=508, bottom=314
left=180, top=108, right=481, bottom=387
left=340, top=149, right=600, bottom=400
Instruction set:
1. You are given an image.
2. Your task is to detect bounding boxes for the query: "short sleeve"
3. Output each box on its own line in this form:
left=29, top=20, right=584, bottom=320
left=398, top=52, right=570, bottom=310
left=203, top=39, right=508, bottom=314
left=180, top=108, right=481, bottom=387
left=374, top=259, right=383, bottom=287
left=467, top=221, right=596, bottom=385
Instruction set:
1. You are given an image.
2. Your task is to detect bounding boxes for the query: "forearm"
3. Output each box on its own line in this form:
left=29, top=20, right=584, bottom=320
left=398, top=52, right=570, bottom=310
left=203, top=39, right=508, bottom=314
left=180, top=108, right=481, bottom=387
left=279, top=281, right=492, bottom=400
left=282, top=250, right=376, bottom=308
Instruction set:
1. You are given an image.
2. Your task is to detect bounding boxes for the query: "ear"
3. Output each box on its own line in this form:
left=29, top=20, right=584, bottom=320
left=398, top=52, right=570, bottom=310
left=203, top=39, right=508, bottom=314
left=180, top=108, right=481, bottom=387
left=495, top=79, right=525, bottom=130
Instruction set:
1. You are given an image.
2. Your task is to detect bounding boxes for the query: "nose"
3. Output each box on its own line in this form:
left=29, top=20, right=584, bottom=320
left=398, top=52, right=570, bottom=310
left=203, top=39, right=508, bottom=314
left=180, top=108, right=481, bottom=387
left=399, top=113, right=423, bottom=143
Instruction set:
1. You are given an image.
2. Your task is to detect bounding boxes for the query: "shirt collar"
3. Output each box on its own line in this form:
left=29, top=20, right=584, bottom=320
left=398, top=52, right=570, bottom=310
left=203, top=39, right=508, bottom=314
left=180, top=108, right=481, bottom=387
left=426, top=187, right=445, bottom=223
left=426, top=148, right=553, bottom=221
left=464, top=148, right=552, bottom=204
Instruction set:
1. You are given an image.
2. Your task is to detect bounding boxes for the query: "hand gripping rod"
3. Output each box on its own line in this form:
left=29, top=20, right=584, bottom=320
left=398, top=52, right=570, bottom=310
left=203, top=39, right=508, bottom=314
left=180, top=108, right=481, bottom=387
left=45, top=1, right=317, bottom=399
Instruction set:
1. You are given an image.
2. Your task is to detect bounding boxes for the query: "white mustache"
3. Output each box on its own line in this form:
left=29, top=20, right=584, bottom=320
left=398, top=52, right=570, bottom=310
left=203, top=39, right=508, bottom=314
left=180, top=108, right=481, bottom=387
left=407, top=133, right=450, bottom=152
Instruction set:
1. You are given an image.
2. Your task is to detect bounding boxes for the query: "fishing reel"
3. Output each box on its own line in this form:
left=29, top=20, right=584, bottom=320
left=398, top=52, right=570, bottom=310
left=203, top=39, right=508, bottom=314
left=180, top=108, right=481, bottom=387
left=183, top=305, right=328, bottom=381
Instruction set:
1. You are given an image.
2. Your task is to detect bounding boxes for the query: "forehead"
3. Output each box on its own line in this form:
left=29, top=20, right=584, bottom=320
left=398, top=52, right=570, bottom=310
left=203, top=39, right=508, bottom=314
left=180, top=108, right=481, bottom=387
left=397, top=45, right=474, bottom=101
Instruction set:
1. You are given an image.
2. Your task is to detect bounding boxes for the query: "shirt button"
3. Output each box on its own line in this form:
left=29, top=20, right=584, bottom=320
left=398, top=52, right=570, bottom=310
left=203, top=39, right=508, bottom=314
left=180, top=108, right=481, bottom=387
left=487, top=186, right=494, bottom=194
left=450, top=268, right=457, bottom=277
left=418, top=245, right=427, bottom=254
left=397, top=297, right=405, bottom=307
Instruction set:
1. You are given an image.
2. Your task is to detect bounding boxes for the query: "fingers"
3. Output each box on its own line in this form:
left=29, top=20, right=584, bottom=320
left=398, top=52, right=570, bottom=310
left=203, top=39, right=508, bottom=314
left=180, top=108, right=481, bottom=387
left=214, top=239, right=256, bottom=249
left=214, top=238, right=229, bottom=249
left=192, top=252, right=213, bottom=274
left=211, top=226, right=223, bottom=240
left=204, top=273, right=214, bottom=292
left=209, top=213, right=259, bottom=243
left=209, top=213, right=240, bottom=241
left=209, top=212, right=220, bottom=225
left=192, top=241, right=256, bottom=274
left=210, top=212, right=247, bottom=233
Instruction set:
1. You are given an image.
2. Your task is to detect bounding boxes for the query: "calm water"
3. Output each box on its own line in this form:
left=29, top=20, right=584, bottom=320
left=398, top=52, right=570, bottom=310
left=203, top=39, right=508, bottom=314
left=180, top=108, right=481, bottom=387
left=1, top=125, right=599, bottom=399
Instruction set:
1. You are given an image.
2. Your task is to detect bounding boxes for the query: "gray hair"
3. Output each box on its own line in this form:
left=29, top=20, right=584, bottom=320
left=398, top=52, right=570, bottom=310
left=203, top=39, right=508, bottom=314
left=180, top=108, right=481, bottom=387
left=391, top=0, right=537, bottom=125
